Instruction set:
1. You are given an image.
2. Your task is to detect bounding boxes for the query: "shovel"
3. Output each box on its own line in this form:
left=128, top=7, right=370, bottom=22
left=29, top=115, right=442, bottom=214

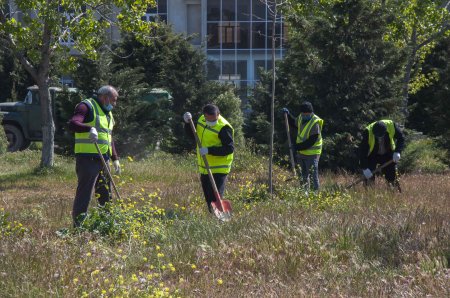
left=283, top=111, right=297, bottom=177
left=188, top=118, right=232, bottom=220
left=346, top=160, right=394, bottom=189
left=94, top=142, right=122, bottom=200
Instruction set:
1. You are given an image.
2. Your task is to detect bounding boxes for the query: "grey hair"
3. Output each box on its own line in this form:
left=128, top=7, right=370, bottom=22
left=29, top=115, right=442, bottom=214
left=97, top=85, right=118, bottom=97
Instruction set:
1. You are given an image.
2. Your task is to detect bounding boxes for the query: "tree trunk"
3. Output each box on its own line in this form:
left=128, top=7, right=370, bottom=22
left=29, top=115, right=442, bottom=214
left=269, top=4, right=277, bottom=196
left=37, top=79, right=55, bottom=167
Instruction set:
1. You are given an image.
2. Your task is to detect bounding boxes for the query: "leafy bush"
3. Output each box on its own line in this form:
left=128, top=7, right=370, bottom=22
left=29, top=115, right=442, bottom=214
left=0, top=208, right=28, bottom=238
left=79, top=197, right=167, bottom=241
left=399, top=138, right=448, bottom=173
left=214, top=89, right=245, bottom=146
left=0, top=114, right=7, bottom=154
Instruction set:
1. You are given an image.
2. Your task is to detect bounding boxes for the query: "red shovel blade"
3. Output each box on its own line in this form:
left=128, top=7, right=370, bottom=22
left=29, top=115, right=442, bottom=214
left=211, top=200, right=223, bottom=212
left=220, top=199, right=232, bottom=213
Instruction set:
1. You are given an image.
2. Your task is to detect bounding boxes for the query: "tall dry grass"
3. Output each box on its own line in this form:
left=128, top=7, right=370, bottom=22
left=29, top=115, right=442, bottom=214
left=0, top=149, right=448, bottom=297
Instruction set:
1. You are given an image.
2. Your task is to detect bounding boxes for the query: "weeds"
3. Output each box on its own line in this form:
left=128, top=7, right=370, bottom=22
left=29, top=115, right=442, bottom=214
left=0, top=150, right=449, bottom=297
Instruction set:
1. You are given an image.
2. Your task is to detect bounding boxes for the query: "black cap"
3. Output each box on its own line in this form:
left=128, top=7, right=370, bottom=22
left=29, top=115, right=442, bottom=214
left=299, top=101, right=313, bottom=113
left=373, top=121, right=387, bottom=137
left=202, top=104, right=220, bottom=115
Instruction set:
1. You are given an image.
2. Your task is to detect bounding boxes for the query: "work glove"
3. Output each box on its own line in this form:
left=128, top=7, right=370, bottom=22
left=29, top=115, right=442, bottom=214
left=113, top=160, right=121, bottom=175
left=393, top=152, right=401, bottom=163
left=199, top=147, right=208, bottom=156
left=363, top=168, right=373, bottom=179
left=183, top=112, right=192, bottom=123
left=281, top=107, right=289, bottom=115
left=89, top=127, right=98, bottom=143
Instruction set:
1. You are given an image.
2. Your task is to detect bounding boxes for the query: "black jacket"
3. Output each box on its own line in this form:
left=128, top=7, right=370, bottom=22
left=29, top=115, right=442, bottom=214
left=359, top=122, right=405, bottom=168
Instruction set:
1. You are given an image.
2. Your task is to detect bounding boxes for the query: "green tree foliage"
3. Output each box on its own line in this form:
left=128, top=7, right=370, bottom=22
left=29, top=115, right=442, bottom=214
left=382, top=0, right=450, bottom=117
left=0, top=46, right=34, bottom=102
left=0, top=0, right=157, bottom=167
left=111, top=27, right=244, bottom=153
left=408, top=38, right=450, bottom=151
left=249, top=0, right=405, bottom=170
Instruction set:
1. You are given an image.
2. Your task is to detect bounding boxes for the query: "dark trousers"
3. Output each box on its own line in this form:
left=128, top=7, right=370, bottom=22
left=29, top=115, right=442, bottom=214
left=297, top=155, right=320, bottom=191
left=200, top=173, right=227, bottom=213
left=365, top=152, right=399, bottom=186
left=72, top=156, right=112, bottom=226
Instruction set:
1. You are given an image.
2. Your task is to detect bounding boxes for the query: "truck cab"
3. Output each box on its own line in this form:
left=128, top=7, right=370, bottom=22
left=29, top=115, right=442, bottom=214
left=0, top=86, right=76, bottom=151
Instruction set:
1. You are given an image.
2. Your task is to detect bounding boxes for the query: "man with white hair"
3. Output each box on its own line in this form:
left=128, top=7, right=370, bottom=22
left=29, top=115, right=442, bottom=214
left=69, top=85, right=121, bottom=227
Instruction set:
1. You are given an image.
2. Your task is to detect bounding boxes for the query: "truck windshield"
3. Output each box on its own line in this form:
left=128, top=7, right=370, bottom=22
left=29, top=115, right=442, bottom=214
left=24, top=91, right=33, bottom=104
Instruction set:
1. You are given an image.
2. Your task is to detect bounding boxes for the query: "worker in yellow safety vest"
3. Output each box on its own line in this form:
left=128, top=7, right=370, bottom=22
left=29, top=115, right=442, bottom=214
left=359, top=120, right=404, bottom=190
left=183, top=104, right=234, bottom=214
left=69, top=85, right=121, bottom=227
left=282, top=101, right=323, bottom=192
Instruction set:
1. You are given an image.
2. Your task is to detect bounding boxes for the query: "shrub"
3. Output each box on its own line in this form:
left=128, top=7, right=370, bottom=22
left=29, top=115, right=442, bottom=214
left=0, top=114, right=7, bottom=154
left=212, top=88, right=245, bottom=146
left=399, top=138, right=448, bottom=173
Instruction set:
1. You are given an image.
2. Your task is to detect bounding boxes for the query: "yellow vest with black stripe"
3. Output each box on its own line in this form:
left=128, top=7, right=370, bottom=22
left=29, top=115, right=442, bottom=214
left=74, top=98, right=114, bottom=155
left=366, top=120, right=396, bottom=155
left=196, top=115, right=234, bottom=174
left=296, top=114, right=324, bottom=155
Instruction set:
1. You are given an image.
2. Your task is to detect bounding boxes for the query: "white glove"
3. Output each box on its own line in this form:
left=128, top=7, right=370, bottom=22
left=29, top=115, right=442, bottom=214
left=363, top=168, right=373, bottom=179
left=183, top=112, right=192, bottom=123
left=113, top=160, right=121, bottom=175
left=199, top=147, right=208, bottom=156
left=393, top=152, right=401, bottom=163
left=89, top=127, right=98, bottom=143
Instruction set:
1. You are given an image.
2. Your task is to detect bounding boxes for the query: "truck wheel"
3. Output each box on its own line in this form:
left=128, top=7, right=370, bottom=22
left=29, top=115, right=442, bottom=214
left=4, top=124, right=25, bottom=152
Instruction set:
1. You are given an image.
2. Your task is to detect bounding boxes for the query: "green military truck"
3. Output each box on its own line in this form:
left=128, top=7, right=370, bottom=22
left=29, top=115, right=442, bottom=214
left=0, top=85, right=77, bottom=152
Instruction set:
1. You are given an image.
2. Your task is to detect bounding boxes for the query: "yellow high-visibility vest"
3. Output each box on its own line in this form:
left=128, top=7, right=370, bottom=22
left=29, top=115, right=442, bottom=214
left=366, top=120, right=395, bottom=155
left=296, top=114, right=324, bottom=155
left=196, top=115, right=234, bottom=174
left=74, top=98, right=114, bottom=155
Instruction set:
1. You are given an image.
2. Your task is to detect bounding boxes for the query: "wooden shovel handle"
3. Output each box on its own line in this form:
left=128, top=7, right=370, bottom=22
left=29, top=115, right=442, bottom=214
left=94, top=142, right=122, bottom=200
left=346, top=159, right=394, bottom=189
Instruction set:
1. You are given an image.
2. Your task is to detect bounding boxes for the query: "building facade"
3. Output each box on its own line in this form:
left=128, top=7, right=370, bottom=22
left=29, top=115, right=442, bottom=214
left=155, top=0, right=286, bottom=96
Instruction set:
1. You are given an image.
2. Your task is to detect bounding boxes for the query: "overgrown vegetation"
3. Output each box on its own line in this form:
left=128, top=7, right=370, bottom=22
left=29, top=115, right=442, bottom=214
left=0, top=149, right=448, bottom=296
left=399, top=138, right=448, bottom=173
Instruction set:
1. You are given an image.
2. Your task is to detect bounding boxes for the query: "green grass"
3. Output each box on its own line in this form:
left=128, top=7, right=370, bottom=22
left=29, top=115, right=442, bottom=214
left=0, top=149, right=449, bottom=297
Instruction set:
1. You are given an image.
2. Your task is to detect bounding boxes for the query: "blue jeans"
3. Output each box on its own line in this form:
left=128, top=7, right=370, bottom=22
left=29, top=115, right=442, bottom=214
left=297, top=156, right=320, bottom=191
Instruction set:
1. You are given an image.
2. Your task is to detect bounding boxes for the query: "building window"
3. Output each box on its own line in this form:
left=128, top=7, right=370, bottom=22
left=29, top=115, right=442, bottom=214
left=207, top=0, right=220, bottom=21
left=220, top=22, right=240, bottom=46
left=222, top=0, right=235, bottom=21
left=207, top=23, right=220, bottom=48
left=143, top=0, right=167, bottom=23
left=205, top=0, right=285, bottom=91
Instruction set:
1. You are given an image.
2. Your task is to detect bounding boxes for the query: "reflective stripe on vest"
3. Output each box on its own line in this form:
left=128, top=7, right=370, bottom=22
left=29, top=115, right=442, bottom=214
left=196, top=115, right=234, bottom=174
left=366, top=120, right=396, bottom=155
left=74, top=98, right=114, bottom=155
left=296, top=114, right=324, bottom=155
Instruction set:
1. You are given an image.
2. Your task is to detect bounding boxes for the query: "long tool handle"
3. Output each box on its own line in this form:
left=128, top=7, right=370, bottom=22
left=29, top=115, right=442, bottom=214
left=188, top=118, right=224, bottom=210
left=284, top=112, right=297, bottom=176
left=94, top=142, right=122, bottom=200
left=346, top=160, right=394, bottom=189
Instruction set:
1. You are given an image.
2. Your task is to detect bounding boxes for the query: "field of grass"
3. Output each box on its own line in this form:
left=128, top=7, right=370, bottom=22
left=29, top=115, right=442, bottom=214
left=0, top=149, right=449, bottom=297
